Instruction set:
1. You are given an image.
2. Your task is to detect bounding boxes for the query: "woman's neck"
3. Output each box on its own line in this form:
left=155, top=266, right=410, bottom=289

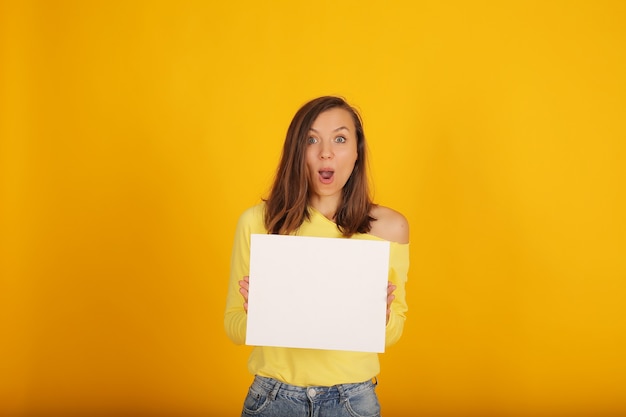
left=309, top=195, right=340, bottom=221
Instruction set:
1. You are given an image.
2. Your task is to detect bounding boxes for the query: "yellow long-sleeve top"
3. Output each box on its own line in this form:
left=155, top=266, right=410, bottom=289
left=224, top=202, right=409, bottom=387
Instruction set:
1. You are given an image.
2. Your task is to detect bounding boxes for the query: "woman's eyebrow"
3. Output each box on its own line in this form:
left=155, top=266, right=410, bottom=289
left=309, top=126, right=351, bottom=133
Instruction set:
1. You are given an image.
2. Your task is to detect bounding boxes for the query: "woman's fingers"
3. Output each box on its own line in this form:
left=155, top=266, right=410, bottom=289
left=386, top=281, right=396, bottom=324
left=239, top=276, right=250, bottom=313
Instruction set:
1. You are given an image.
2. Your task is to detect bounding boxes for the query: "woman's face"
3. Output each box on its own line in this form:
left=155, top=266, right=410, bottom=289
left=305, top=107, right=358, bottom=203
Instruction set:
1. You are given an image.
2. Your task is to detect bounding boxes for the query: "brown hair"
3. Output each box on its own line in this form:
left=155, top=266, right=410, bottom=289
left=264, top=96, right=374, bottom=236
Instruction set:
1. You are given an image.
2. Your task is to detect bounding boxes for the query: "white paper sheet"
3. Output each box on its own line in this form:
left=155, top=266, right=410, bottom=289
left=245, top=234, right=390, bottom=353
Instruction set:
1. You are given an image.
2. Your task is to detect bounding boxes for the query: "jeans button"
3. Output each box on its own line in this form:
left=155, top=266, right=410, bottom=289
left=307, top=388, right=316, bottom=397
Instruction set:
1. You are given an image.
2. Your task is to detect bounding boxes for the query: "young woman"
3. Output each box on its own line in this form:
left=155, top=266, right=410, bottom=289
left=224, top=96, right=409, bottom=417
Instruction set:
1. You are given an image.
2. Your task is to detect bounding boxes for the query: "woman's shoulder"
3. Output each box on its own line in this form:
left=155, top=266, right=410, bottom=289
left=235, top=202, right=267, bottom=229
left=240, top=202, right=266, bottom=218
left=369, top=205, right=409, bottom=244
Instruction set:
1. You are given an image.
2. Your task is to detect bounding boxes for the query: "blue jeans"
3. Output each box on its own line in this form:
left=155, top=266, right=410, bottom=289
left=241, top=375, right=381, bottom=417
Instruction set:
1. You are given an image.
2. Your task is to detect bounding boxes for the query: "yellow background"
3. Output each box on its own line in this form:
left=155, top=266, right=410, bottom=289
left=1, top=1, right=625, bottom=416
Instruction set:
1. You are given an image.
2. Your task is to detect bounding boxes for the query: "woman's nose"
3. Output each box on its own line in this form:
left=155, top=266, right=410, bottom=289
left=320, top=142, right=333, bottom=159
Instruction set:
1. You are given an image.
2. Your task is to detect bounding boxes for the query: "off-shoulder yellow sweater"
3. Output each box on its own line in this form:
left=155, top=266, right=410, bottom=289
left=224, top=203, right=409, bottom=386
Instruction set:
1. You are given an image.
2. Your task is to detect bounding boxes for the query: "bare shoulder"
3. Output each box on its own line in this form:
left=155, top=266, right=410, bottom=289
left=369, top=205, right=409, bottom=244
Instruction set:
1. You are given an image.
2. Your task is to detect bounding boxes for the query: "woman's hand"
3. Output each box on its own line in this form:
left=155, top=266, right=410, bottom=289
left=386, top=281, right=396, bottom=325
left=239, top=276, right=250, bottom=313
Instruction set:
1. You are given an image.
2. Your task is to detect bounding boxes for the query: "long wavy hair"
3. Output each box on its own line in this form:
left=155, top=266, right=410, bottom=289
left=264, top=96, right=374, bottom=237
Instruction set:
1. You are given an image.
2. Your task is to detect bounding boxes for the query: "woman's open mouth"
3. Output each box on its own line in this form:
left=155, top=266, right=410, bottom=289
left=318, top=170, right=334, bottom=184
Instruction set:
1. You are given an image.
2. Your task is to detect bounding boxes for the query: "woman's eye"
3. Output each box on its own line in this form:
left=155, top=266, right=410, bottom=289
left=335, top=136, right=346, bottom=143
left=307, top=137, right=318, bottom=144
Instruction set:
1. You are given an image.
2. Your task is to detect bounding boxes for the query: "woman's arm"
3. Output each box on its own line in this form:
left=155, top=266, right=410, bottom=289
left=370, top=205, right=410, bottom=347
left=224, top=206, right=263, bottom=345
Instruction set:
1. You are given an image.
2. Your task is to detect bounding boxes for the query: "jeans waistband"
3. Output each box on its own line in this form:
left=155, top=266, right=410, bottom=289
left=252, top=375, right=377, bottom=401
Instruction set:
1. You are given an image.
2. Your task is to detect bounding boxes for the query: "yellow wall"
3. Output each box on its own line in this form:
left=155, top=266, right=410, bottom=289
left=1, top=1, right=625, bottom=416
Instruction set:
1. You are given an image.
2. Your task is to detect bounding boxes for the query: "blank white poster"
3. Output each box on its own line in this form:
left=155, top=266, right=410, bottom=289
left=245, top=234, right=390, bottom=353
